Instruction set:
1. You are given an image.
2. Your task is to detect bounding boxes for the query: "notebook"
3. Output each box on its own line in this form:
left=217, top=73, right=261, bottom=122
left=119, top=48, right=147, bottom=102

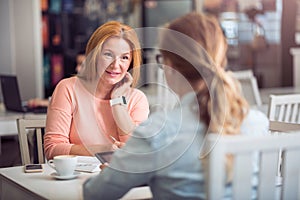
left=75, top=156, right=101, bottom=173
left=0, top=74, right=48, bottom=113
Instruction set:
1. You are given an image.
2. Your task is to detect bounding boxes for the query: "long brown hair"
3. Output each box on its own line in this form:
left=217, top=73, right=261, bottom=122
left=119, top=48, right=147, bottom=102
left=78, top=21, right=142, bottom=87
left=159, top=12, right=249, bottom=136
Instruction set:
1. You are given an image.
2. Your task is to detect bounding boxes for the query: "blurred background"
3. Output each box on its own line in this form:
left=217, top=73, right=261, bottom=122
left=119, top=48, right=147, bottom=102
left=0, top=0, right=299, bottom=101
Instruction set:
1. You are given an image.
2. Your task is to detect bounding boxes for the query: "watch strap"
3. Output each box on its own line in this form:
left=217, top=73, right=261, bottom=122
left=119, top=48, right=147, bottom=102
left=110, top=96, right=127, bottom=106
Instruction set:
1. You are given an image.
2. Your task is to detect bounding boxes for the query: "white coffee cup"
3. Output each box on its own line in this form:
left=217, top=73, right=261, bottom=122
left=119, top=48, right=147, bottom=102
left=48, top=155, right=77, bottom=176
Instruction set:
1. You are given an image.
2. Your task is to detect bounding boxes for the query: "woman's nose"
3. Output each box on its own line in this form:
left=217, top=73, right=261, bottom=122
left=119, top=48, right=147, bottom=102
left=110, top=57, right=121, bottom=68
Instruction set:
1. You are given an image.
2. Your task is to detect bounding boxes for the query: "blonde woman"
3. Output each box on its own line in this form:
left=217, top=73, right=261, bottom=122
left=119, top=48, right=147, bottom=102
left=44, top=21, right=149, bottom=159
left=83, top=12, right=268, bottom=199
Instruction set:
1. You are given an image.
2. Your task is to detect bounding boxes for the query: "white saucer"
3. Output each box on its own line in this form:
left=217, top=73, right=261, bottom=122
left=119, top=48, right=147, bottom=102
left=50, top=171, right=80, bottom=180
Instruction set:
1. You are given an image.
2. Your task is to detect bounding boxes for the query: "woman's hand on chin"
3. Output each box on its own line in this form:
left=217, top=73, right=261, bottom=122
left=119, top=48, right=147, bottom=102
left=111, top=72, right=133, bottom=98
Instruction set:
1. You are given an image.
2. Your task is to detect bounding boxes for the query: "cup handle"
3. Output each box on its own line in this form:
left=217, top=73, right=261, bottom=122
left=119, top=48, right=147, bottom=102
left=47, top=159, right=56, bottom=170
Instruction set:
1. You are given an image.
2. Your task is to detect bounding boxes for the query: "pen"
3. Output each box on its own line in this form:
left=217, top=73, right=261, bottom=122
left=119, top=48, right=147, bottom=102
left=110, top=135, right=117, bottom=142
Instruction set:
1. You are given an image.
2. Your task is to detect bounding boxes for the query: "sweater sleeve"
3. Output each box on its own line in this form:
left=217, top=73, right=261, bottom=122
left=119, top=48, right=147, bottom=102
left=44, top=79, right=75, bottom=159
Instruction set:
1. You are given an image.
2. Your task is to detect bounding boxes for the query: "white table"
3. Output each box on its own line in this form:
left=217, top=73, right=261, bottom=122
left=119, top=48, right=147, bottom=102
left=0, top=103, right=46, bottom=137
left=0, top=164, right=152, bottom=200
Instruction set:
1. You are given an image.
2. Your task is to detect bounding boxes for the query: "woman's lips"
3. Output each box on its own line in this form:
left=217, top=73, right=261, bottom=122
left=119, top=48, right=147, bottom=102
left=106, top=70, right=120, bottom=77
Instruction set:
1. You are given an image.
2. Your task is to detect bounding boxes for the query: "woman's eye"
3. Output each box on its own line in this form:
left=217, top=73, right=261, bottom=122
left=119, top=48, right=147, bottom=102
left=104, top=52, right=113, bottom=57
left=122, top=55, right=129, bottom=60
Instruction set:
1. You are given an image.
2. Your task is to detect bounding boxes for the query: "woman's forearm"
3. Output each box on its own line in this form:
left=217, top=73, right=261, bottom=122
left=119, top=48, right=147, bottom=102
left=70, top=144, right=91, bottom=156
left=70, top=144, right=115, bottom=156
left=111, top=104, right=136, bottom=136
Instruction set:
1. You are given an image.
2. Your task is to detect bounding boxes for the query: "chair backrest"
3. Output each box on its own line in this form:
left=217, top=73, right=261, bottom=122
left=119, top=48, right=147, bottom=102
left=16, top=118, right=46, bottom=165
left=267, top=95, right=300, bottom=179
left=268, top=94, right=300, bottom=124
left=205, top=133, right=300, bottom=200
left=232, top=70, right=262, bottom=106
left=231, top=69, right=254, bottom=79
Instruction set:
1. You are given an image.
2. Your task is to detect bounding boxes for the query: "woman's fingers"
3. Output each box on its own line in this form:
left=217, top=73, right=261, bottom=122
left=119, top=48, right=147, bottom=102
left=112, top=141, right=125, bottom=150
left=99, top=162, right=109, bottom=170
left=114, top=141, right=125, bottom=148
left=111, top=72, right=133, bottom=98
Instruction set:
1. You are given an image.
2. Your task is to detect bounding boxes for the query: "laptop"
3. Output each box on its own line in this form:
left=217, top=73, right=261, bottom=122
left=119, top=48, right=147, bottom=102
left=0, top=74, right=48, bottom=113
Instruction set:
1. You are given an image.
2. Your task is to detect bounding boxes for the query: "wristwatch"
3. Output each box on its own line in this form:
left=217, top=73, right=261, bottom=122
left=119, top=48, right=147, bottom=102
left=110, top=96, right=127, bottom=106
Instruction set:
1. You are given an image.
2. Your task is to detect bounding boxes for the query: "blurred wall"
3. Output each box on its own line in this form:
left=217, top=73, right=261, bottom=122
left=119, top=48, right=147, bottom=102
left=0, top=0, right=43, bottom=101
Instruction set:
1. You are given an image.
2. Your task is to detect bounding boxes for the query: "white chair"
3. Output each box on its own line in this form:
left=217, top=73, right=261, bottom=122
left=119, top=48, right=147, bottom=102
left=232, top=70, right=262, bottom=106
left=268, top=121, right=300, bottom=179
left=16, top=118, right=46, bottom=165
left=231, top=69, right=254, bottom=79
left=268, top=94, right=300, bottom=124
left=205, top=133, right=300, bottom=200
left=267, top=94, right=300, bottom=178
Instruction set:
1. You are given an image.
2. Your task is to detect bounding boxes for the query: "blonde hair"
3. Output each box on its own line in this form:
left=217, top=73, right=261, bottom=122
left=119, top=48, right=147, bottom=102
left=161, top=12, right=227, bottom=69
left=159, top=12, right=249, bottom=136
left=78, top=21, right=142, bottom=87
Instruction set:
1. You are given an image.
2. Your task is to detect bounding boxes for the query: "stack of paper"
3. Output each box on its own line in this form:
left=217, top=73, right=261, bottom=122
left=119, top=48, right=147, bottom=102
left=75, top=156, right=101, bottom=173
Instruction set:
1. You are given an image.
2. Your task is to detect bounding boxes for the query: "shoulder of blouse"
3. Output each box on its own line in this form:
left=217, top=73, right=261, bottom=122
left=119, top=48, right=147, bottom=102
left=56, top=76, right=77, bottom=87
left=53, top=77, right=78, bottom=94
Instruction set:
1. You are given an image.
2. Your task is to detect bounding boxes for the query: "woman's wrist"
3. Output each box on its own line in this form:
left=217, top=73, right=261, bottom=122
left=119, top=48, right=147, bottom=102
left=110, top=96, right=127, bottom=107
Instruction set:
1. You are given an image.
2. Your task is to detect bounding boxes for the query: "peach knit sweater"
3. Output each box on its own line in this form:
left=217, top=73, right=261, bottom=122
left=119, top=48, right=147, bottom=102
left=44, top=77, right=149, bottom=159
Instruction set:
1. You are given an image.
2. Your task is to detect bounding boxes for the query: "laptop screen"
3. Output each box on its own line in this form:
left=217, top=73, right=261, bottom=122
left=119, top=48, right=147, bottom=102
left=0, top=75, right=24, bottom=112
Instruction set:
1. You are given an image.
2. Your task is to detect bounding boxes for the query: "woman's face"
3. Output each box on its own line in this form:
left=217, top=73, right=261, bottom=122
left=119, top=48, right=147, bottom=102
left=98, top=37, right=132, bottom=85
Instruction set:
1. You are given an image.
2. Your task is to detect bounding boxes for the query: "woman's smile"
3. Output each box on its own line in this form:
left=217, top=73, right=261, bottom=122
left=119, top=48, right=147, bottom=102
left=105, top=70, right=121, bottom=78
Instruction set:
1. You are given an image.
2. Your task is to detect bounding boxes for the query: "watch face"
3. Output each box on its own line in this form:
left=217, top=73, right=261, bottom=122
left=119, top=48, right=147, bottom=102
left=121, top=96, right=127, bottom=104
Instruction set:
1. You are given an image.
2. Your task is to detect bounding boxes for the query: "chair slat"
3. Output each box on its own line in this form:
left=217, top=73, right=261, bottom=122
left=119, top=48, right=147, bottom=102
left=258, top=151, right=278, bottom=200
left=281, top=150, right=300, bottom=200
left=291, top=104, right=298, bottom=123
left=278, top=104, right=285, bottom=121
left=17, top=120, right=31, bottom=165
left=36, top=128, right=44, bottom=164
left=232, top=153, right=253, bottom=200
left=206, top=141, right=226, bottom=200
left=284, top=104, right=291, bottom=122
left=296, top=103, right=300, bottom=123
